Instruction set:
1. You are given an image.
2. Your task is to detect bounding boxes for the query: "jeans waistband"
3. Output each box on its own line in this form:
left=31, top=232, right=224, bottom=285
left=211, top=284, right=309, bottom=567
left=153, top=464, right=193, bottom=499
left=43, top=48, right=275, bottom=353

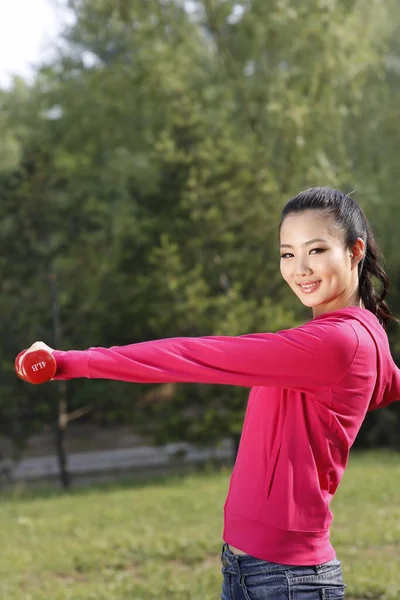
left=221, top=543, right=341, bottom=576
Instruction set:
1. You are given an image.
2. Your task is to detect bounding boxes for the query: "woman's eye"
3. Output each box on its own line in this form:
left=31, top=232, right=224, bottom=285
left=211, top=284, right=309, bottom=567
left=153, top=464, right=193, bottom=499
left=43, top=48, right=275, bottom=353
left=280, top=248, right=325, bottom=259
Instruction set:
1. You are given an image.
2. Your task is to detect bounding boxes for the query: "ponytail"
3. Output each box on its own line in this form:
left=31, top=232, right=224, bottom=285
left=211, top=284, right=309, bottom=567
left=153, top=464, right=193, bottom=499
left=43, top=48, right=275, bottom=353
left=359, top=228, right=395, bottom=330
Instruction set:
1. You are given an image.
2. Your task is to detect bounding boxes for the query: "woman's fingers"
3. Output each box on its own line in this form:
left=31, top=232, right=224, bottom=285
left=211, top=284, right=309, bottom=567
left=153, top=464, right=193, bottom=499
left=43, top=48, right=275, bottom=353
left=15, top=342, right=57, bottom=384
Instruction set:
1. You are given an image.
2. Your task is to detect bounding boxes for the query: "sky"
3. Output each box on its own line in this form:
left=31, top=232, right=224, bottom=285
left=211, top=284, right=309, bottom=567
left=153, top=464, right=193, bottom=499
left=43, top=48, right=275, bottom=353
left=0, top=2, right=245, bottom=88
left=0, top=0, right=67, bottom=87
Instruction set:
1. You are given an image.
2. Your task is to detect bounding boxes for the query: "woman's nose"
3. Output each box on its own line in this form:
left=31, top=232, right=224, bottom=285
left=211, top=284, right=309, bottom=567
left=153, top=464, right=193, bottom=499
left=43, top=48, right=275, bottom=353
left=295, top=260, right=312, bottom=277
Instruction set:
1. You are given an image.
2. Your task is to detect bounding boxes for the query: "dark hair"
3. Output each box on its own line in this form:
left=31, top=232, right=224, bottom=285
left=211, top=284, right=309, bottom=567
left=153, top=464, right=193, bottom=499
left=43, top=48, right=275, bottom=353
left=280, top=187, right=395, bottom=330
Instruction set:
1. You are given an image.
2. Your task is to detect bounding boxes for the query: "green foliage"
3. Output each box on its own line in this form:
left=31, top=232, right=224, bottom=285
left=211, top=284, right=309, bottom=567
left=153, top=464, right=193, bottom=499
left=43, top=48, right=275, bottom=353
left=0, top=0, right=400, bottom=459
left=0, top=88, right=23, bottom=173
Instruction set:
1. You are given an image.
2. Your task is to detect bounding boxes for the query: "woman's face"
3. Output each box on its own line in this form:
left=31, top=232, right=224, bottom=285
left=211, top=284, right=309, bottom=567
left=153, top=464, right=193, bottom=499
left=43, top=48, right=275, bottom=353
left=279, top=210, right=364, bottom=317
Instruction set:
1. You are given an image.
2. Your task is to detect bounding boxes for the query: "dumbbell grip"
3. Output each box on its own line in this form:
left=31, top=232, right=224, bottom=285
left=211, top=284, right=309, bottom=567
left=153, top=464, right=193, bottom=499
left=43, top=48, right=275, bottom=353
left=15, top=349, right=57, bottom=384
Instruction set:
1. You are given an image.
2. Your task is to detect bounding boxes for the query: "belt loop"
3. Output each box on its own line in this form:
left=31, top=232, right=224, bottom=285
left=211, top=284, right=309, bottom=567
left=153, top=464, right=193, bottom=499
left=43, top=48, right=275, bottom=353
left=221, top=543, right=232, bottom=567
left=221, top=543, right=227, bottom=560
left=237, top=556, right=243, bottom=580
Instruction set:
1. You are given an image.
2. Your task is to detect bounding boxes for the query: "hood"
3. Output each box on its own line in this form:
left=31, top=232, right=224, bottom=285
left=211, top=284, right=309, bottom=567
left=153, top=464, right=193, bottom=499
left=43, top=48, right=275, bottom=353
left=315, top=307, right=400, bottom=411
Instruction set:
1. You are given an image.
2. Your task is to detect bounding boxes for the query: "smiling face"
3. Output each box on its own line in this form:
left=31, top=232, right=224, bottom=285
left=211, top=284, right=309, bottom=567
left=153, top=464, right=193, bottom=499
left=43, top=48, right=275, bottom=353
left=279, top=210, right=365, bottom=317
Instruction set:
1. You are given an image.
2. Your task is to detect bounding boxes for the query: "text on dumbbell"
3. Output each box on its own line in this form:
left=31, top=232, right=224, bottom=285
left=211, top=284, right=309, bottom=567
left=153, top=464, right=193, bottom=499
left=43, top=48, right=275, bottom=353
left=32, top=362, right=47, bottom=372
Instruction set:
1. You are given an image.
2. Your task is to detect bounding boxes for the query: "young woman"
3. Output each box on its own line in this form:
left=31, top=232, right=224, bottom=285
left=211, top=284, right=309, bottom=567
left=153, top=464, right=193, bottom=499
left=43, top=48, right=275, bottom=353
left=21, top=187, right=400, bottom=599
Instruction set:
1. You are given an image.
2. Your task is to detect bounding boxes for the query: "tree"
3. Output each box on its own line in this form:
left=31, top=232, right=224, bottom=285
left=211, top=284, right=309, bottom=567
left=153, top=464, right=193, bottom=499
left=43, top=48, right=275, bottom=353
left=1, top=0, right=399, bottom=479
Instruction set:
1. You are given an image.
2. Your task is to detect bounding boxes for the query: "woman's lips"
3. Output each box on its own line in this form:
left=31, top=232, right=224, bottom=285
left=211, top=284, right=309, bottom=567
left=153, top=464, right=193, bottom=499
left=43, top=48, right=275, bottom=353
left=297, top=281, right=321, bottom=293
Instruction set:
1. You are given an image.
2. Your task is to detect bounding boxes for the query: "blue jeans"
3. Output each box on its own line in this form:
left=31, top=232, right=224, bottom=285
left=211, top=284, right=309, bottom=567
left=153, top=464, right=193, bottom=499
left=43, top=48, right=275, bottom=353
left=221, top=544, right=346, bottom=599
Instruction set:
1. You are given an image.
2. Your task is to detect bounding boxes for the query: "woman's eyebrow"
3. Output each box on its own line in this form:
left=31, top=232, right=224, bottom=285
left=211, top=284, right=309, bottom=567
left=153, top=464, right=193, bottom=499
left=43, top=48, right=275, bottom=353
left=280, top=238, right=328, bottom=248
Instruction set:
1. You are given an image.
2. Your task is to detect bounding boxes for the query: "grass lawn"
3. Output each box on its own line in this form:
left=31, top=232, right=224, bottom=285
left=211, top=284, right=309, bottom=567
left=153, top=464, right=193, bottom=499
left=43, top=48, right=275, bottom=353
left=0, top=450, right=399, bottom=599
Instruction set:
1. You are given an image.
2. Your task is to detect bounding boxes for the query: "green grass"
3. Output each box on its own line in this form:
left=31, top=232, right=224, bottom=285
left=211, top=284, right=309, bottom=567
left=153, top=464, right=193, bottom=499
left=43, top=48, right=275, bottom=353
left=0, top=451, right=399, bottom=599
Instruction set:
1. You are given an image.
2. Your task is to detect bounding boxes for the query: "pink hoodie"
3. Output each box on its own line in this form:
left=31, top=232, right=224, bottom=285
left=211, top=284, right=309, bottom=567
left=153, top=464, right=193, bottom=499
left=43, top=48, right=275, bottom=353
left=53, top=306, right=400, bottom=565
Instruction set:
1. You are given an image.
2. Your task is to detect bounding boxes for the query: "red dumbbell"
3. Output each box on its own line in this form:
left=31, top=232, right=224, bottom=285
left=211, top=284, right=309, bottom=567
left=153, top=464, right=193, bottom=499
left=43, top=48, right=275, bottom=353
left=15, top=348, right=57, bottom=384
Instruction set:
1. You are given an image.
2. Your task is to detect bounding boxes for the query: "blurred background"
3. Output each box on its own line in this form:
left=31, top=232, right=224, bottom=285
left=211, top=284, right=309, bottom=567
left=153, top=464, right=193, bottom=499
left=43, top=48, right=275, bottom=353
left=1, top=0, right=400, bottom=490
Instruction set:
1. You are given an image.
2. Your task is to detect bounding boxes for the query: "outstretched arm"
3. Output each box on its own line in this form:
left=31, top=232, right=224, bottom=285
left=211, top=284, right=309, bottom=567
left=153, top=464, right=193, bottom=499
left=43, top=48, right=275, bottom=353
left=49, top=319, right=358, bottom=392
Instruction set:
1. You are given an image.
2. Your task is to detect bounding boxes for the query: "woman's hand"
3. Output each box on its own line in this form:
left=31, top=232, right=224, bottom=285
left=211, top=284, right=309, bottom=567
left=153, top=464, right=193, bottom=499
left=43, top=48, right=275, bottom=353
left=15, top=341, right=57, bottom=384
left=25, top=341, right=55, bottom=355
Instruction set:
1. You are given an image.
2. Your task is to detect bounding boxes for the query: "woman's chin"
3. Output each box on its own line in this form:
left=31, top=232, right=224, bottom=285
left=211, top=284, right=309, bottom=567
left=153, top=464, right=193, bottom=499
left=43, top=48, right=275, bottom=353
left=301, top=299, right=319, bottom=308
left=295, top=293, right=321, bottom=308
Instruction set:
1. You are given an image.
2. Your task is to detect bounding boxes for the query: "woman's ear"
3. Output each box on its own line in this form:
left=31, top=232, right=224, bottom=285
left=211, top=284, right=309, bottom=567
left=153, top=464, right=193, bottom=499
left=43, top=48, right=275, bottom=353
left=350, top=238, right=365, bottom=268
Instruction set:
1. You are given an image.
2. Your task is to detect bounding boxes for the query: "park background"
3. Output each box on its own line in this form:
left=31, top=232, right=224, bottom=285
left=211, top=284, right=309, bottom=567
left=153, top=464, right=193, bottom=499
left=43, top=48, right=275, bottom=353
left=0, top=1, right=400, bottom=598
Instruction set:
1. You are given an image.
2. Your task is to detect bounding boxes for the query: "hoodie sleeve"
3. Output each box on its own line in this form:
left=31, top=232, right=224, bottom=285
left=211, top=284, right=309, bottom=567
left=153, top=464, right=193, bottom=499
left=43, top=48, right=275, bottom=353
left=52, top=318, right=358, bottom=392
left=372, top=362, right=400, bottom=410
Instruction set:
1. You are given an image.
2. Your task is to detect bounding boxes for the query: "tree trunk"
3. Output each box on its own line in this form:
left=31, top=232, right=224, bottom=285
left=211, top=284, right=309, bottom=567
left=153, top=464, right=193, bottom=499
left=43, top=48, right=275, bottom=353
left=54, top=381, right=70, bottom=488
left=49, top=268, right=70, bottom=489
